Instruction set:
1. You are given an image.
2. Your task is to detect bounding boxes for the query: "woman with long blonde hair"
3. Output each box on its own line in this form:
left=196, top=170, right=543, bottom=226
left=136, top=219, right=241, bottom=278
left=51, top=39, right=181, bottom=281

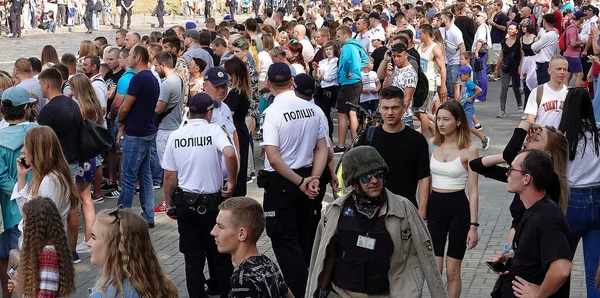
left=424, top=100, right=480, bottom=298
left=7, top=197, right=75, bottom=297
left=87, top=207, right=178, bottom=298
left=12, top=126, right=79, bottom=239
left=68, top=73, right=104, bottom=254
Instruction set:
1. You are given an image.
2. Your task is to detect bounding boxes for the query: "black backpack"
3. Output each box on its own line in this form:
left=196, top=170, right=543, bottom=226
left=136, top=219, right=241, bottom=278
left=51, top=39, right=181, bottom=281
left=407, top=55, right=429, bottom=108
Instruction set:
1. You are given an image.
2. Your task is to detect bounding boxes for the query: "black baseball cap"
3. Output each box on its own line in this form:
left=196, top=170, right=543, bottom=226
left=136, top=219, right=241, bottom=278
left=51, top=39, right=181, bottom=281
left=267, top=63, right=292, bottom=83
left=188, top=93, right=216, bottom=114
left=368, top=12, right=381, bottom=19
left=391, top=43, right=407, bottom=53
left=293, top=74, right=315, bottom=97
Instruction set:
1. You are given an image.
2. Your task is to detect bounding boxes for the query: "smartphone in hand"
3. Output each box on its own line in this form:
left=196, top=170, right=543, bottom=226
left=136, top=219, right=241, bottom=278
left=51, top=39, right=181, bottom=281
left=486, top=261, right=509, bottom=273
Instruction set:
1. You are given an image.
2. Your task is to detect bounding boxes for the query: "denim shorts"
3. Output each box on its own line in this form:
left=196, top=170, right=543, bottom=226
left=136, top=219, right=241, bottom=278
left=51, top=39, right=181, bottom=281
left=0, top=225, right=21, bottom=259
left=463, top=103, right=475, bottom=127
left=565, top=56, right=583, bottom=74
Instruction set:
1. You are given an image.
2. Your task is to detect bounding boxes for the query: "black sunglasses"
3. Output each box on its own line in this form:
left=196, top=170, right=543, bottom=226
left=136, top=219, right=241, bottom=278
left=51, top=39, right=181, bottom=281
left=108, top=204, right=124, bottom=226
left=506, top=165, right=528, bottom=177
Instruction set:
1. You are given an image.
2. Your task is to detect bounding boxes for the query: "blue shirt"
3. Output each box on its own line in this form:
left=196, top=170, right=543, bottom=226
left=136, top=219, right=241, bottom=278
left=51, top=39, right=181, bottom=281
left=117, top=68, right=136, bottom=96
left=461, top=80, right=477, bottom=106
left=89, top=279, right=140, bottom=298
left=124, top=70, right=160, bottom=137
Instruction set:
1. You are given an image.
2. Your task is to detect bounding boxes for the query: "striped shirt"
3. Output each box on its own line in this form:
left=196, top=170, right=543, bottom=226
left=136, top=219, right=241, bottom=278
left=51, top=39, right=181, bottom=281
left=38, top=244, right=60, bottom=298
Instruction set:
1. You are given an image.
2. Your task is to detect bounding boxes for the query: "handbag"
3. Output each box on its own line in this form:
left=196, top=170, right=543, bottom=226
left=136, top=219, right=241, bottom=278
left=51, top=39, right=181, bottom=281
left=478, top=24, right=490, bottom=56
left=474, top=59, right=483, bottom=72
left=7, top=249, right=19, bottom=278
left=69, top=100, right=112, bottom=162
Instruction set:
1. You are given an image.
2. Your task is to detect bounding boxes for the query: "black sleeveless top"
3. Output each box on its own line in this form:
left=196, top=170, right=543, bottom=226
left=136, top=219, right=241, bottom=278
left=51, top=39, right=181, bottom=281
left=521, top=37, right=536, bottom=57
left=333, top=198, right=392, bottom=295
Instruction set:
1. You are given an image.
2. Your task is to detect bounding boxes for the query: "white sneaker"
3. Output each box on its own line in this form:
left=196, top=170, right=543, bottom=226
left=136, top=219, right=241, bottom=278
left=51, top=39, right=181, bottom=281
left=76, top=238, right=91, bottom=254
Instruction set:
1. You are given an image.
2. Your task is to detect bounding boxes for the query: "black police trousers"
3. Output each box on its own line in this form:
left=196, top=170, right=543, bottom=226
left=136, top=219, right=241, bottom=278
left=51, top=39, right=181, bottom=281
left=263, top=167, right=314, bottom=298
left=156, top=0, right=164, bottom=27
left=8, top=13, right=21, bottom=37
left=177, top=201, right=233, bottom=298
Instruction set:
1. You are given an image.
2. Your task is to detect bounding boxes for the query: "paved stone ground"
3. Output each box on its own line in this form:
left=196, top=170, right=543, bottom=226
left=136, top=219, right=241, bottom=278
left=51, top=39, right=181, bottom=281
left=0, top=16, right=588, bottom=297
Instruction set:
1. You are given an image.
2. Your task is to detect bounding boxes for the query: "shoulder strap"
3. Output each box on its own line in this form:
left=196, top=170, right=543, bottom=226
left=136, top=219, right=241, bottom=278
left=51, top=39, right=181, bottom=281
left=429, top=143, right=434, bottom=158
left=365, top=126, right=376, bottom=145
left=536, top=84, right=544, bottom=107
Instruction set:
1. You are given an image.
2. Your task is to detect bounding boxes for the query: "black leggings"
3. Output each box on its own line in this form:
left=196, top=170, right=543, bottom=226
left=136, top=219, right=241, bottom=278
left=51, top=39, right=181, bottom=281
left=426, top=190, right=470, bottom=260
left=317, top=85, right=337, bottom=139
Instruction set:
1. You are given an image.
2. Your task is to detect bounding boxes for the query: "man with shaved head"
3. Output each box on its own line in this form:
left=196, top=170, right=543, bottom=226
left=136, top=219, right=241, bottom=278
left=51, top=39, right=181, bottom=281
left=293, top=24, right=315, bottom=63
left=14, top=58, right=45, bottom=108
left=125, top=32, right=141, bottom=50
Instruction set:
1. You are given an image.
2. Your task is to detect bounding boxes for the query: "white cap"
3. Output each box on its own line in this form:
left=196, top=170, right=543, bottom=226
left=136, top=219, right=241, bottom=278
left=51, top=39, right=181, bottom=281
left=370, top=30, right=386, bottom=42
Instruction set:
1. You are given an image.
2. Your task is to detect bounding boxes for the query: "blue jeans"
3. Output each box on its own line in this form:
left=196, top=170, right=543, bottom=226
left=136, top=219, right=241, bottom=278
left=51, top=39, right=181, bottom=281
left=150, top=140, right=162, bottom=185
left=118, top=134, right=156, bottom=224
left=445, top=64, right=460, bottom=99
left=566, top=187, right=600, bottom=298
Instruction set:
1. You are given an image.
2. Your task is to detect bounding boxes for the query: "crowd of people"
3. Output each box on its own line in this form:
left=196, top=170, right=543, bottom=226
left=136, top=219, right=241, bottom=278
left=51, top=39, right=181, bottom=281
left=0, top=0, right=599, bottom=297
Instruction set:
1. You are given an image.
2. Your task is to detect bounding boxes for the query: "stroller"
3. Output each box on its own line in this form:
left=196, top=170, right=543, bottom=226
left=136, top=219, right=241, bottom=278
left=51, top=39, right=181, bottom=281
left=241, top=0, right=250, bottom=14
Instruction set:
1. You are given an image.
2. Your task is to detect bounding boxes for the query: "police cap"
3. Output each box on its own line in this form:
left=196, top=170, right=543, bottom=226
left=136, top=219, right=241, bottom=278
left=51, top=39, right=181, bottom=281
left=189, top=93, right=216, bottom=114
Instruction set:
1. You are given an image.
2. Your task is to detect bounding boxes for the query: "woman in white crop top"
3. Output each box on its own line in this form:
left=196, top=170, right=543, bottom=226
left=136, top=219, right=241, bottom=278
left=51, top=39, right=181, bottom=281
left=425, top=100, right=479, bottom=298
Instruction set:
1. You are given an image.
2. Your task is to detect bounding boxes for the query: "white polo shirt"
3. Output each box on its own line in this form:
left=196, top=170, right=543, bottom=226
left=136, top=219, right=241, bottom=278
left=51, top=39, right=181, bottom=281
left=260, top=90, right=327, bottom=172
left=161, top=118, right=233, bottom=194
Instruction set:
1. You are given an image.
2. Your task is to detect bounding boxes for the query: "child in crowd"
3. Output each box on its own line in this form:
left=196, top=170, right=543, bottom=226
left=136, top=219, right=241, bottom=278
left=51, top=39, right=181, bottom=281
left=460, top=51, right=484, bottom=130
left=47, top=10, right=56, bottom=33
left=456, top=65, right=491, bottom=150
left=360, top=57, right=380, bottom=113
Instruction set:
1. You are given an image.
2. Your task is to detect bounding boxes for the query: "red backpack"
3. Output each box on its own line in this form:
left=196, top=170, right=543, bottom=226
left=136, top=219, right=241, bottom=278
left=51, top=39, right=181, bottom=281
left=559, top=24, right=577, bottom=52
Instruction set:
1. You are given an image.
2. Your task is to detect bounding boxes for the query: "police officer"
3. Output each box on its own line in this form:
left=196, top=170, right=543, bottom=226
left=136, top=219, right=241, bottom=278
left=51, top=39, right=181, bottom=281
left=259, top=63, right=329, bottom=298
left=156, top=0, right=164, bottom=28
left=8, top=0, right=22, bottom=38
left=162, top=93, right=237, bottom=298
left=306, top=146, right=448, bottom=298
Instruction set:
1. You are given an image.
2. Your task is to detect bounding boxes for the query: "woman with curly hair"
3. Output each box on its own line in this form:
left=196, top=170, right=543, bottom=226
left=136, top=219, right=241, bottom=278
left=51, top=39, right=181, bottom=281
left=68, top=73, right=104, bottom=253
left=87, top=207, right=178, bottom=298
left=287, top=41, right=308, bottom=74
left=7, top=197, right=75, bottom=297
left=12, top=126, right=79, bottom=250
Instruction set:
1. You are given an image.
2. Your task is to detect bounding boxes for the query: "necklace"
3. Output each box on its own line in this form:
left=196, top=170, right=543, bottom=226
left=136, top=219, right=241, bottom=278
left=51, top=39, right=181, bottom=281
left=441, top=145, right=457, bottom=162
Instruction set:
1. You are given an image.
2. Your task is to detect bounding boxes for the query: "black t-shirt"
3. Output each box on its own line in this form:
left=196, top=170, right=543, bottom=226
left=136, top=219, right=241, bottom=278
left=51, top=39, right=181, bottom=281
left=104, top=68, right=125, bottom=89
left=357, top=126, right=429, bottom=207
left=223, top=89, right=250, bottom=123
left=371, top=46, right=387, bottom=75
left=229, top=255, right=289, bottom=298
left=38, top=95, right=82, bottom=164
left=503, top=197, right=572, bottom=298
left=202, top=46, right=220, bottom=68
left=454, top=16, right=476, bottom=51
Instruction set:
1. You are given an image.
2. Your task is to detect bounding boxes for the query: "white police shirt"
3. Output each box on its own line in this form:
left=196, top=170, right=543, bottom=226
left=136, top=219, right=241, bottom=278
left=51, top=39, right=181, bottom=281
left=260, top=90, right=327, bottom=172
left=161, top=118, right=234, bottom=194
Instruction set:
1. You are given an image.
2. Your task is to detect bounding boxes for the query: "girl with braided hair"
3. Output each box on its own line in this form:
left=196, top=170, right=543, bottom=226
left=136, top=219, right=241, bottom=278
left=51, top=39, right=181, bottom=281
left=7, top=197, right=75, bottom=297
left=87, top=207, right=178, bottom=298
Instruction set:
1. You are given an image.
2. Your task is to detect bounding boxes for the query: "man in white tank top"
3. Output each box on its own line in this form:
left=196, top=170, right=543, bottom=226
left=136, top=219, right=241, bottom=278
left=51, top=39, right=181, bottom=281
left=415, top=24, right=446, bottom=137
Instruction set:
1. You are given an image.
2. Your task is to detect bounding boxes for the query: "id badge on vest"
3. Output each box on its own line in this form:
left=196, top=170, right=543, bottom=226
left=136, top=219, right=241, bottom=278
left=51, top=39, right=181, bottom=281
left=357, top=235, right=376, bottom=250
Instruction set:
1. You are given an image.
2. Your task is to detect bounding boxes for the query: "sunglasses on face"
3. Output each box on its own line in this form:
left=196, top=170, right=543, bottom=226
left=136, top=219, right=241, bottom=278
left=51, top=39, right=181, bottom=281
left=359, top=170, right=385, bottom=184
left=506, top=165, right=528, bottom=177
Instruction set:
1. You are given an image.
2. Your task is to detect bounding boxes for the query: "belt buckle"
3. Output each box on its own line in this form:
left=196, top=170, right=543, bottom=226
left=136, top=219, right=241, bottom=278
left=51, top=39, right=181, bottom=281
left=197, top=194, right=208, bottom=215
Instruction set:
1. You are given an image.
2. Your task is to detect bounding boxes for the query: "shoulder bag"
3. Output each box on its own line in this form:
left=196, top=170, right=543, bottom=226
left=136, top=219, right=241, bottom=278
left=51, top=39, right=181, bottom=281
left=68, top=100, right=112, bottom=162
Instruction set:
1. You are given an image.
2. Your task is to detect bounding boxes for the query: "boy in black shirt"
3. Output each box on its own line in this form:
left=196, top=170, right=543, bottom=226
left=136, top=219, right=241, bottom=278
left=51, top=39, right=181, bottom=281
left=492, top=149, right=572, bottom=298
left=357, top=86, right=430, bottom=214
left=211, top=197, right=292, bottom=298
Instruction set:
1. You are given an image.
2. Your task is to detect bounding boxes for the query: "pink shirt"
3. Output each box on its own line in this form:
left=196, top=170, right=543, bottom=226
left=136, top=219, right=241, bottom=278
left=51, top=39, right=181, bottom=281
left=563, top=25, right=580, bottom=57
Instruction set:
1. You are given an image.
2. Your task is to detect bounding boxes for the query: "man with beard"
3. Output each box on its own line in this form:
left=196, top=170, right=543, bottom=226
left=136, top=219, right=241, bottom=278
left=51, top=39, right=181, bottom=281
left=306, top=146, right=447, bottom=298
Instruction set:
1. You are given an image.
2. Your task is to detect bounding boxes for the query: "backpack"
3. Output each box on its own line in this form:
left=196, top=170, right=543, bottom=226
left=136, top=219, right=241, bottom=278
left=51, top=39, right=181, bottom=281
left=94, top=0, right=102, bottom=12
left=407, top=54, right=430, bottom=109
left=559, top=24, right=577, bottom=52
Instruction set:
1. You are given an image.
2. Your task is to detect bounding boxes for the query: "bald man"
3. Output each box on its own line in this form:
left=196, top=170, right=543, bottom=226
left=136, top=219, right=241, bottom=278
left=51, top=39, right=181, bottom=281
left=294, top=24, right=315, bottom=63
left=520, top=7, right=535, bottom=26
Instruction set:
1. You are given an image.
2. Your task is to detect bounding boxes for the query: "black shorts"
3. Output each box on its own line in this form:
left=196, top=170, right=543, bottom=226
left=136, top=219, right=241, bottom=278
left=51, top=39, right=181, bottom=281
left=336, top=81, right=362, bottom=114
left=426, top=190, right=470, bottom=260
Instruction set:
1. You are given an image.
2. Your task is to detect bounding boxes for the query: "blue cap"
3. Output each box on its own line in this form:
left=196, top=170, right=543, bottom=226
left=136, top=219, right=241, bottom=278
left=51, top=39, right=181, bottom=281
left=351, top=0, right=360, bottom=4
left=307, top=3, right=314, bottom=8
left=0, top=86, right=37, bottom=106
left=189, top=93, right=216, bottom=114
left=268, top=63, right=292, bottom=83
left=185, top=21, right=197, bottom=30
left=456, top=65, right=472, bottom=76
left=293, top=74, right=315, bottom=96
left=204, top=67, right=229, bottom=86
left=573, top=10, right=586, bottom=19
left=224, top=14, right=232, bottom=20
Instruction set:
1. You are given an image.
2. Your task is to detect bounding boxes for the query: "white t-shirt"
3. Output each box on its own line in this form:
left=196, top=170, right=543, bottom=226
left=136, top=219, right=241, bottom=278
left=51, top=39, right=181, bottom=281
left=472, top=23, right=491, bottom=53
left=162, top=118, right=233, bottom=194
left=260, top=90, right=327, bottom=171
left=299, top=38, right=315, bottom=62
left=524, top=83, right=567, bottom=128
left=440, top=25, right=464, bottom=65
left=90, top=74, right=108, bottom=128
left=360, top=71, right=378, bottom=103
left=567, top=129, right=600, bottom=187
left=258, top=51, right=273, bottom=82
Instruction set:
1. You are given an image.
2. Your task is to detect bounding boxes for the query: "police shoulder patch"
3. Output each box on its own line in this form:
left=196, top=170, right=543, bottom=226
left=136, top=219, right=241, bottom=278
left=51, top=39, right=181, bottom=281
left=401, top=228, right=412, bottom=241
left=423, top=240, right=433, bottom=251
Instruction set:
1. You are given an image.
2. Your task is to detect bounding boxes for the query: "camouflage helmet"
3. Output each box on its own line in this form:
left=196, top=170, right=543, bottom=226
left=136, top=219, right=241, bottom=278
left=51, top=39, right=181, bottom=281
left=342, top=146, right=389, bottom=187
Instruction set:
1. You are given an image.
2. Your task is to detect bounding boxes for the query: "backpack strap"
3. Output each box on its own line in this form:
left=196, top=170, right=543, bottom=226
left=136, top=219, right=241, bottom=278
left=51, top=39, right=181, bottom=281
left=536, top=84, right=544, bottom=108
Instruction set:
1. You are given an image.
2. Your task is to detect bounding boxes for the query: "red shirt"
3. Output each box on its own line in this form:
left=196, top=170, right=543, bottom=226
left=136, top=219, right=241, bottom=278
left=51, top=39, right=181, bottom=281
left=553, top=10, right=563, bottom=35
